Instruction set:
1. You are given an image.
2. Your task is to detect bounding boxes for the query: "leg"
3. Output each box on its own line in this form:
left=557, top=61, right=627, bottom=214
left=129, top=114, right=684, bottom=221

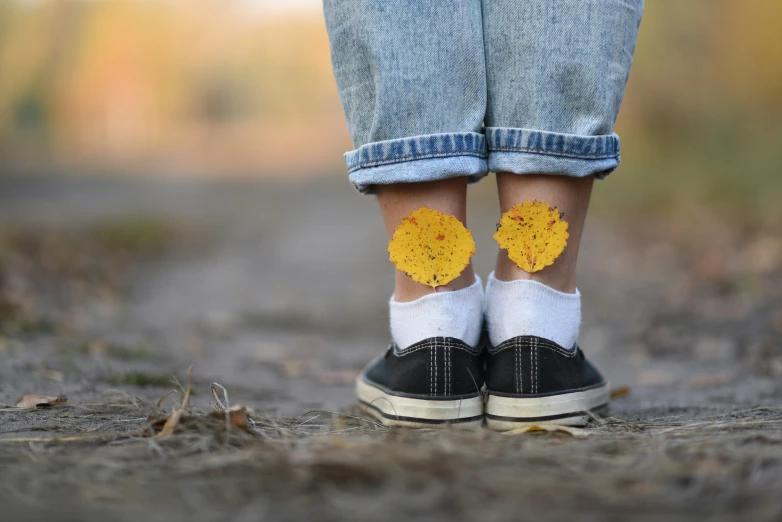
left=486, top=0, right=644, bottom=291
left=356, top=178, right=484, bottom=427
left=482, top=0, right=644, bottom=430
left=376, top=177, right=475, bottom=302
left=323, top=0, right=487, bottom=426
left=494, top=173, right=593, bottom=293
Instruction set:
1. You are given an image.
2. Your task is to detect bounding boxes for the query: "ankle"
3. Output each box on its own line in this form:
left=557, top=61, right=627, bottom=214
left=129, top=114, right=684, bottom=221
left=392, top=266, right=477, bottom=302
left=494, top=252, right=576, bottom=293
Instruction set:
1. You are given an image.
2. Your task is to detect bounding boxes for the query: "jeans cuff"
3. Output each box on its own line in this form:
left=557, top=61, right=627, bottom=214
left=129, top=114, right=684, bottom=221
left=345, top=132, right=488, bottom=193
left=485, top=127, right=620, bottom=178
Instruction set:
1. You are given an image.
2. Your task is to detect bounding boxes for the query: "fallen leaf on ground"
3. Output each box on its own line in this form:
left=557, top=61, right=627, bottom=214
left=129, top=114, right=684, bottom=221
left=388, top=207, right=475, bottom=288
left=208, top=405, right=253, bottom=433
left=610, top=386, right=631, bottom=399
left=144, top=404, right=254, bottom=436
left=502, top=424, right=591, bottom=438
left=15, top=394, right=66, bottom=409
left=493, top=200, right=569, bottom=273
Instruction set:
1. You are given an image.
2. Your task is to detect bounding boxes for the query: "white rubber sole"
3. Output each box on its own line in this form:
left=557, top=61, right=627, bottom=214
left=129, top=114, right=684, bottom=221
left=356, top=376, right=484, bottom=428
left=485, top=383, right=609, bottom=431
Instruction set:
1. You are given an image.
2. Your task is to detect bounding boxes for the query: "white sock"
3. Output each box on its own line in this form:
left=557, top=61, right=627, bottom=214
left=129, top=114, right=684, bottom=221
left=390, top=276, right=484, bottom=350
left=485, top=271, right=581, bottom=350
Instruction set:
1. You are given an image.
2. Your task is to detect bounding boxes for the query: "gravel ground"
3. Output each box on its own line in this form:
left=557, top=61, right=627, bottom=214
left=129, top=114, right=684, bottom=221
left=0, top=177, right=780, bottom=522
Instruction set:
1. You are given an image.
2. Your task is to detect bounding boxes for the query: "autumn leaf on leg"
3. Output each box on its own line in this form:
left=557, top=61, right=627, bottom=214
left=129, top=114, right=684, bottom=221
left=494, top=200, right=569, bottom=273
left=388, top=207, right=475, bottom=288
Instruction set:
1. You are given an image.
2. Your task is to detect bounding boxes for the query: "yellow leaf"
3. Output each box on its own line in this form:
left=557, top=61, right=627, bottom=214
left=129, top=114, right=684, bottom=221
left=388, top=207, right=475, bottom=288
left=609, top=386, right=632, bottom=399
left=493, top=201, right=569, bottom=273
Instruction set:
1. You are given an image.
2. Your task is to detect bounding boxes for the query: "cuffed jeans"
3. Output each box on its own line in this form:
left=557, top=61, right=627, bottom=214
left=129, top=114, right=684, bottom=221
left=323, top=0, right=644, bottom=193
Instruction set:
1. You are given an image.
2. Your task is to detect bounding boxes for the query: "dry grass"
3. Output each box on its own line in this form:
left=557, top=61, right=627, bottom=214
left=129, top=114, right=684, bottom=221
left=1, top=378, right=781, bottom=522
left=2, top=183, right=782, bottom=521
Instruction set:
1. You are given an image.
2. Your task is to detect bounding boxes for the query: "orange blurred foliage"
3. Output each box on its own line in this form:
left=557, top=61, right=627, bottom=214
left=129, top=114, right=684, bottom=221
left=0, top=0, right=350, bottom=177
left=0, top=0, right=780, bottom=181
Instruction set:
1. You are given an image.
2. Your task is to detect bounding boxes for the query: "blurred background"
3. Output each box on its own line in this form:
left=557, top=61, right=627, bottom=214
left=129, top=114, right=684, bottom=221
left=1, top=0, right=780, bottom=211
left=1, top=3, right=782, bottom=518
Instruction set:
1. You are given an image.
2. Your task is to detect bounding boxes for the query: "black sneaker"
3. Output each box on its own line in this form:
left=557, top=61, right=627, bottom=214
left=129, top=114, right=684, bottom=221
left=356, top=337, right=485, bottom=427
left=484, top=336, right=609, bottom=430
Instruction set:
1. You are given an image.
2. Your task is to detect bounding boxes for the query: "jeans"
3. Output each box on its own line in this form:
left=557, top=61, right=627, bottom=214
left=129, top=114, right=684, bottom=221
left=322, top=0, right=644, bottom=193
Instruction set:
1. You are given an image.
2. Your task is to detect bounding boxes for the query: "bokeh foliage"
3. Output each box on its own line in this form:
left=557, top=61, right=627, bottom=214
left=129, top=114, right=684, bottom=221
left=0, top=0, right=780, bottom=210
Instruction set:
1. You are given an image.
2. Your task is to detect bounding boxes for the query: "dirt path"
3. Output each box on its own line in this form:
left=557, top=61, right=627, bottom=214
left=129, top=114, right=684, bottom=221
left=1, top=178, right=780, bottom=521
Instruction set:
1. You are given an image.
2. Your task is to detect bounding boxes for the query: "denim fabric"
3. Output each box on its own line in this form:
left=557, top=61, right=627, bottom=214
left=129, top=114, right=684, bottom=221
left=323, top=0, right=643, bottom=193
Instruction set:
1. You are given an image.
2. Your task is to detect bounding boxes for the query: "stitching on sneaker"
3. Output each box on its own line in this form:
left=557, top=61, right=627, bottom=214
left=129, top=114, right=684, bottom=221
left=534, top=337, right=539, bottom=394
left=429, top=345, right=434, bottom=395
left=489, top=337, right=576, bottom=356
left=445, top=343, right=452, bottom=395
left=441, top=339, right=448, bottom=395
left=451, top=339, right=455, bottom=396
left=396, top=343, right=477, bottom=356
left=529, top=341, right=534, bottom=394
left=488, top=336, right=579, bottom=358
left=536, top=339, right=540, bottom=394
left=515, top=341, right=519, bottom=394
left=532, top=337, right=535, bottom=394
left=520, top=338, right=524, bottom=394
left=434, top=337, right=438, bottom=396
left=515, top=343, right=518, bottom=394
left=446, top=340, right=450, bottom=396
left=394, top=337, right=481, bottom=357
left=516, top=339, right=521, bottom=394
